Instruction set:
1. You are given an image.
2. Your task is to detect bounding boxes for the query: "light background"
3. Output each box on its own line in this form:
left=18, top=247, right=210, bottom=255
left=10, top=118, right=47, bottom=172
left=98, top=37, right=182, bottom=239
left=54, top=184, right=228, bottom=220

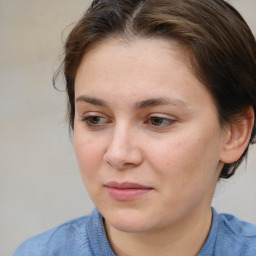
left=0, top=0, right=255, bottom=255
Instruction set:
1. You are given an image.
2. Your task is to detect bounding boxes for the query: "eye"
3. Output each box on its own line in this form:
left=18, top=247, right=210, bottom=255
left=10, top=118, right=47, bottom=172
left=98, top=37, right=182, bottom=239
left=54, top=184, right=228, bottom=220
left=81, top=115, right=108, bottom=126
left=148, top=116, right=175, bottom=127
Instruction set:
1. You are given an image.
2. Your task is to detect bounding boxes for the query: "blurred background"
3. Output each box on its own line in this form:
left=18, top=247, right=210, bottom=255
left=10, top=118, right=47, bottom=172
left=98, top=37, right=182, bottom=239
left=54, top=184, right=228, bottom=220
left=0, top=0, right=255, bottom=255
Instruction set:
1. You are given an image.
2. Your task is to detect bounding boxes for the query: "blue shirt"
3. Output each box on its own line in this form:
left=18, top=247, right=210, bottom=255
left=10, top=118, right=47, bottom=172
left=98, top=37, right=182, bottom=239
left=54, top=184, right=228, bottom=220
left=13, top=208, right=256, bottom=256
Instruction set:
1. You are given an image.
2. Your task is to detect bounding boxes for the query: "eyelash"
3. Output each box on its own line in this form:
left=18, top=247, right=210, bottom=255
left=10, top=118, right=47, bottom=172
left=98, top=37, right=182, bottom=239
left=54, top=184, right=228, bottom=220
left=81, top=115, right=109, bottom=127
left=80, top=114, right=176, bottom=129
left=147, top=116, right=175, bottom=127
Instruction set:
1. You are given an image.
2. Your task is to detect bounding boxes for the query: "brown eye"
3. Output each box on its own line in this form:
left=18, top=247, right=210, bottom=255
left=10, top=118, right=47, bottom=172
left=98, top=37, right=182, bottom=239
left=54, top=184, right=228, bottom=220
left=150, top=117, right=174, bottom=127
left=82, top=116, right=107, bottom=125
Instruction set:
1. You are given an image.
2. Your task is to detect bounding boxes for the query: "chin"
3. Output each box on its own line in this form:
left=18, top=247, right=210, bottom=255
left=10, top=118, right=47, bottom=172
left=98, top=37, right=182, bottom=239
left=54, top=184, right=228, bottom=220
left=110, top=218, right=152, bottom=233
left=103, top=207, right=155, bottom=233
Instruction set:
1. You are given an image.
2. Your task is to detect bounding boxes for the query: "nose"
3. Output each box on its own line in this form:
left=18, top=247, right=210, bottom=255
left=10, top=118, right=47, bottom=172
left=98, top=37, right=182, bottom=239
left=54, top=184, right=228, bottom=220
left=103, top=125, right=143, bottom=170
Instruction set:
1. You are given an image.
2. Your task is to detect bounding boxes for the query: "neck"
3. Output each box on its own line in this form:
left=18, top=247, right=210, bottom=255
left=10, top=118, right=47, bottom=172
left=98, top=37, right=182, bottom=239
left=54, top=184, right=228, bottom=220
left=105, top=205, right=213, bottom=256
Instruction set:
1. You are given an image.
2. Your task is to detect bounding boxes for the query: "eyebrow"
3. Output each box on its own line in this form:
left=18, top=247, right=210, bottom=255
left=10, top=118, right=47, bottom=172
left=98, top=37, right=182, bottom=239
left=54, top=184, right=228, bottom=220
left=75, top=96, right=107, bottom=107
left=135, top=97, right=187, bottom=109
left=75, top=95, right=187, bottom=109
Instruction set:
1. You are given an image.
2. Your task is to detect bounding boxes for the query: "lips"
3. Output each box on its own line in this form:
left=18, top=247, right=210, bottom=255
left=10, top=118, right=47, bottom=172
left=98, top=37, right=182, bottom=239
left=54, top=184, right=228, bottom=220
left=105, top=182, right=152, bottom=201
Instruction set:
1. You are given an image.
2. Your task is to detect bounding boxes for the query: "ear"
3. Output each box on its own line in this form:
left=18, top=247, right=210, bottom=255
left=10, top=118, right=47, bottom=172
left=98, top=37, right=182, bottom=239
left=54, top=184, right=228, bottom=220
left=220, top=106, right=255, bottom=164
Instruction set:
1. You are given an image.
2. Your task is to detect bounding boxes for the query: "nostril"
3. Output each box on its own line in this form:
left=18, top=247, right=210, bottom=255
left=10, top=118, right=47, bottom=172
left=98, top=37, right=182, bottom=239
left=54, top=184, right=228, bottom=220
left=103, top=136, right=143, bottom=169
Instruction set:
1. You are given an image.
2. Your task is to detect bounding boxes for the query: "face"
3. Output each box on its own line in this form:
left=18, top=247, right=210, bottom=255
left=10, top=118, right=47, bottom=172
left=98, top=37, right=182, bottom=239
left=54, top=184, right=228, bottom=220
left=74, top=38, right=228, bottom=233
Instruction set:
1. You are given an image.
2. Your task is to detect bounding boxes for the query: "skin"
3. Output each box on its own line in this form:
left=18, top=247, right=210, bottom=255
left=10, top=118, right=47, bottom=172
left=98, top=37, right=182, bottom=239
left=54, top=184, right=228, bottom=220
left=73, top=38, right=253, bottom=256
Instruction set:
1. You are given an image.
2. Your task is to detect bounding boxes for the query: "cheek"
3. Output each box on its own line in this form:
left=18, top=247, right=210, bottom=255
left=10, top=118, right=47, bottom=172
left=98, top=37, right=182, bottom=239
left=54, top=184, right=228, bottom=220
left=146, top=131, right=220, bottom=188
left=74, top=131, right=105, bottom=181
left=146, top=133, right=221, bottom=218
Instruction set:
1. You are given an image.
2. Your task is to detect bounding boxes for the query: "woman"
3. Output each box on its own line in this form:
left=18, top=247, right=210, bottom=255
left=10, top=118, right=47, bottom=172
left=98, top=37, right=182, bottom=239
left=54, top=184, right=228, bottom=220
left=14, top=0, right=256, bottom=255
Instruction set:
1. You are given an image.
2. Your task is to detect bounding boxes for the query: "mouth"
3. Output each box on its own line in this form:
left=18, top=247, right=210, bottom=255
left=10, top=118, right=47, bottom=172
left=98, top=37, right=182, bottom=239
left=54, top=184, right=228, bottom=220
left=105, top=181, right=153, bottom=201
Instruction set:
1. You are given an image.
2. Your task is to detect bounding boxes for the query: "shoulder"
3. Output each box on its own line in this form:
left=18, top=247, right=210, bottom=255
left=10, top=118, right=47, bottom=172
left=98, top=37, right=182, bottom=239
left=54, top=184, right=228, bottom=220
left=13, top=209, right=115, bottom=256
left=13, top=214, right=93, bottom=256
left=218, top=211, right=256, bottom=237
left=199, top=208, right=256, bottom=256
left=216, top=210, right=256, bottom=256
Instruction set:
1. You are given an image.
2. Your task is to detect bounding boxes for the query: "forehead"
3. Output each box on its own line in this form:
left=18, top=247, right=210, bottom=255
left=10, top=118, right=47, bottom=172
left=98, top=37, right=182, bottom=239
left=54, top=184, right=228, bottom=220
left=75, top=37, right=216, bottom=112
left=77, top=37, right=191, bottom=74
left=76, top=38, right=190, bottom=88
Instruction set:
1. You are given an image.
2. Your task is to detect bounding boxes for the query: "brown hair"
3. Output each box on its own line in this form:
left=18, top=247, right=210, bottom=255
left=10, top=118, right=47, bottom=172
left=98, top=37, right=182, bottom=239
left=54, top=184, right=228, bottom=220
left=54, top=0, right=256, bottom=179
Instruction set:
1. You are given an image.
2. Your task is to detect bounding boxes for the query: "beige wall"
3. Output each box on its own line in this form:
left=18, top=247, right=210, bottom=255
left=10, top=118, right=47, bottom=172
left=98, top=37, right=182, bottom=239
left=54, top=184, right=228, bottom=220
left=1, top=1, right=255, bottom=255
